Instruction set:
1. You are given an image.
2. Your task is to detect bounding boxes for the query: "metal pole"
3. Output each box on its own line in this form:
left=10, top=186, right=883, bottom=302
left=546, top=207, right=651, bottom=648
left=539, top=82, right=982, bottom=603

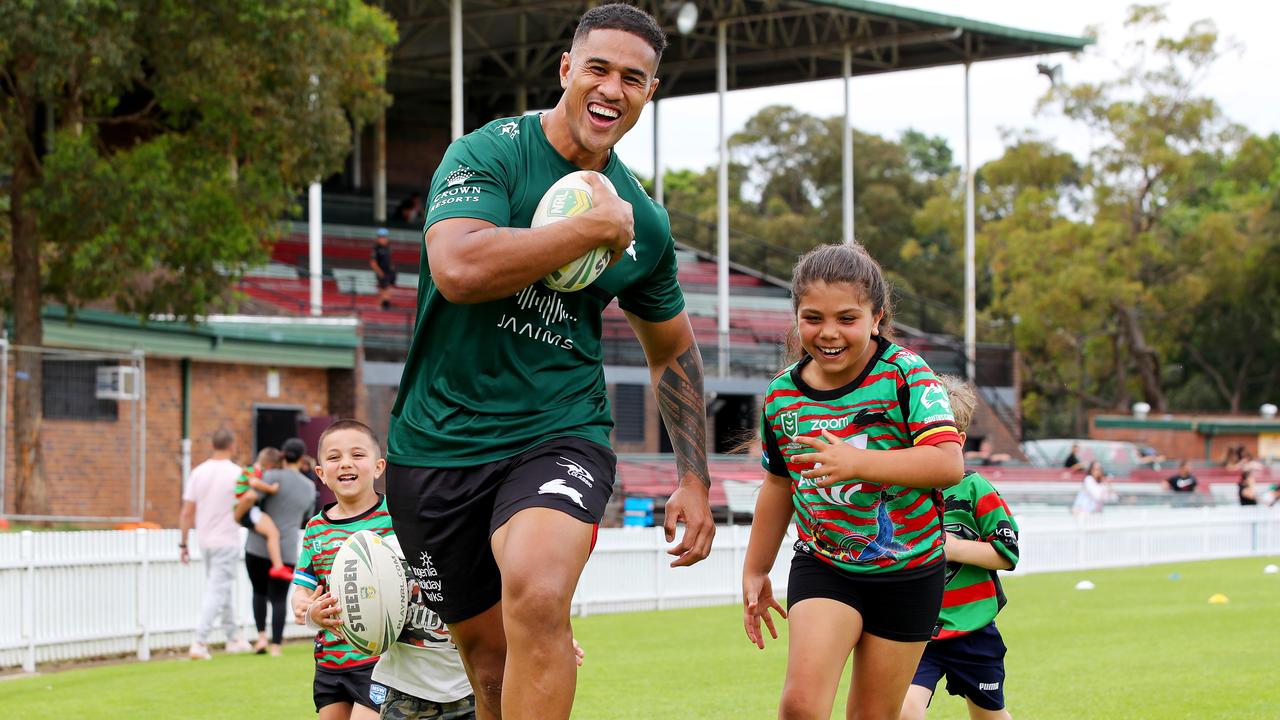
left=374, top=111, right=386, bottom=223
left=352, top=124, right=362, bottom=190
left=716, top=21, right=729, bottom=378
left=136, top=349, right=147, bottom=523
left=653, top=100, right=663, bottom=205
left=451, top=0, right=464, bottom=140
left=180, top=358, right=191, bottom=495
left=843, top=45, right=854, bottom=245
left=309, top=182, right=323, bottom=317
left=964, top=62, right=977, bottom=382
left=0, top=333, right=7, bottom=515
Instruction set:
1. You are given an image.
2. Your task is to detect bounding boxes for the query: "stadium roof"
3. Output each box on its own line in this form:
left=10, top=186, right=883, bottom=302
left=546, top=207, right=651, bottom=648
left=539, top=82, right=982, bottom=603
left=384, top=0, right=1093, bottom=118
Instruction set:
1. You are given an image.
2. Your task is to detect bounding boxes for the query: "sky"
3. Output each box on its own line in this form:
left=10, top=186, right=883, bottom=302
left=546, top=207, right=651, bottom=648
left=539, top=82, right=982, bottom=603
left=612, top=1, right=1279, bottom=178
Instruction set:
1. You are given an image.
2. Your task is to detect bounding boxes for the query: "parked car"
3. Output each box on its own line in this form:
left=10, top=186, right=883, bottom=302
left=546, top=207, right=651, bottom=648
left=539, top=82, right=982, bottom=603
left=1019, top=439, right=1145, bottom=477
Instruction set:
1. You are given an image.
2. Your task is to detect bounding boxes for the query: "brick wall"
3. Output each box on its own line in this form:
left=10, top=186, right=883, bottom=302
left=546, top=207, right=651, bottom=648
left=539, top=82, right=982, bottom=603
left=1090, top=422, right=1258, bottom=464
left=3, top=357, right=342, bottom=526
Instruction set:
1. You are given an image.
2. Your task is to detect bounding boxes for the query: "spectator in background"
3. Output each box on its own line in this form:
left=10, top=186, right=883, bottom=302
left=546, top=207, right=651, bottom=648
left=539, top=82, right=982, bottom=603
left=245, top=437, right=315, bottom=656
left=371, top=228, right=397, bottom=311
left=1071, top=461, right=1118, bottom=516
left=965, top=437, right=1011, bottom=466
left=1137, top=445, right=1166, bottom=470
left=1166, top=461, right=1198, bottom=493
left=1238, top=467, right=1260, bottom=506
left=395, top=191, right=424, bottom=225
left=180, top=428, right=253, bottom=660
left=1063, top=443, right=1085, bottom=472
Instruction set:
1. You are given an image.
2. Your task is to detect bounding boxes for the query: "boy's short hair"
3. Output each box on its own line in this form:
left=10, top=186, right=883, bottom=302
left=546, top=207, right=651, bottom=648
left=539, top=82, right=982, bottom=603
left=938, top=374, right=977, bottom=434
left=255, top=446, right=283, bottom=469
left=318, top=418, right=382, bottom=455
left=211, top=427, right=234, bottom=450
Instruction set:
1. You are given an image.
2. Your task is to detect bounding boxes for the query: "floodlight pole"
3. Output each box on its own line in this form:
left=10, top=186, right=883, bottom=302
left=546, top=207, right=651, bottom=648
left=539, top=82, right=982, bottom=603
left=716, top=21, right=729, bottom=378
left=842, top=44, right=854, bottom=245
left=653, top=100, right=663, bottom=205
left=451, top=0, right=463, bottom=140
left=309, top=182, right=323, bottom=316
left=964, top=62, right=976, bottom=382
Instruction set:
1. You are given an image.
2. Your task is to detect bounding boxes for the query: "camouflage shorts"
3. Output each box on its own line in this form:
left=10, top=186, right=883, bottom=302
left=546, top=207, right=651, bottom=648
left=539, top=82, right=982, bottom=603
left=377, top=685, right=476, bottom=720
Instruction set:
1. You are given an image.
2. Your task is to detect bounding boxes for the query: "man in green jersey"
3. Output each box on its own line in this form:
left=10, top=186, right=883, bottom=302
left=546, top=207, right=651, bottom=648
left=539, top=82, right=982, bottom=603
left=385, top=5, right=714, bottom=719
left=901, top=377, right=1020, bottom=720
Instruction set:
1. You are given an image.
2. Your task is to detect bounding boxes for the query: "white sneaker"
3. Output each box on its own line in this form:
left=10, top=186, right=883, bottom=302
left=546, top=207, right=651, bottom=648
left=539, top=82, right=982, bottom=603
left=188, top=642, right=212, bottom=660
left=224, top=638, right=253, bottom=654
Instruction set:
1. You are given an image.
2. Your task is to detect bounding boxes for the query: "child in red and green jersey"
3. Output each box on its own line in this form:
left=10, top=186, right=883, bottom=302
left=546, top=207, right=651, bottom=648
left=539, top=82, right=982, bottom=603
left=901, top=376, right=1020, bottom=720
left=291, top=419, right=395, bottom=720
left=742, top=244, right=965, bottom=720
left=232, top=447, right=293, bottom=582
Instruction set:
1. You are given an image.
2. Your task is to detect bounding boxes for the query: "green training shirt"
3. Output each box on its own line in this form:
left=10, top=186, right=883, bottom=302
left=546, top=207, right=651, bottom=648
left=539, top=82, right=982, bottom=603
left=388, top=114, right=685, bottom=467
left=761, top=338, right=962, bottom=575
left=933, top=471, right=1020, bottom=639
left=293, top=495, right=394, bottom=671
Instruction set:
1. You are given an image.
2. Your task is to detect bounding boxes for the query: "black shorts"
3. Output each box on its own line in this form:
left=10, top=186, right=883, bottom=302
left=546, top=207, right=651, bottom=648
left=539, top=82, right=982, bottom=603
left=386, top=436, right=616, bottom=624
left=786, top=552, right=944, bottom=642
left=314, top=664, right=379, bottom=712
left=377, top=270, right=397, bottom=289
left=373, top=684, right=477, bottom=719
left=912, top=621, right=1007, bottom=710
left=238, top=504, right=262, bottom=530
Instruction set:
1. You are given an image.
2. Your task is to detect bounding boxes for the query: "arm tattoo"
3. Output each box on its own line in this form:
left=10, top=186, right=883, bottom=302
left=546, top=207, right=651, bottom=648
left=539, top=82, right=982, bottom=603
left=656, top=345, right=710, bottom=489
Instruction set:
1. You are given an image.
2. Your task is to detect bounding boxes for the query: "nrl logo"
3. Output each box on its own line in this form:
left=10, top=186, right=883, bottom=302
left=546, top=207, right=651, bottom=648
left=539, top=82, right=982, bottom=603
left=780, top=411, right=801, bottom=439
left=445, top=165, right=474, bottom=187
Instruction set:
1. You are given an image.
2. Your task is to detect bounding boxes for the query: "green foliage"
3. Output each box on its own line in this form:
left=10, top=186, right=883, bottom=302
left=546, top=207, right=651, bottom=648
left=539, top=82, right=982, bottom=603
left=0, top=0, right=396, bottom=317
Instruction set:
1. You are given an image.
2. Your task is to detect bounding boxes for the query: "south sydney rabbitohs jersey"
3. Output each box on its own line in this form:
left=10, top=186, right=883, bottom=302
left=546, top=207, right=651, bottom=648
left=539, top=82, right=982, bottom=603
left=934, top=471, right=1020, bottom=639
left=388, top=113, right=686, bottom=468
left=294, top=496, right=397, bottom=672
left=761, top=338, right=962, bottom=576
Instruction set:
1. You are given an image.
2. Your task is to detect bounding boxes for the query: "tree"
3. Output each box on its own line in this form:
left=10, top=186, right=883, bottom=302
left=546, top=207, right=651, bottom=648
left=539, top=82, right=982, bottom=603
left=1042, top=5, right=1238, bottom=412
left=0, top=1, right=395, bottom=516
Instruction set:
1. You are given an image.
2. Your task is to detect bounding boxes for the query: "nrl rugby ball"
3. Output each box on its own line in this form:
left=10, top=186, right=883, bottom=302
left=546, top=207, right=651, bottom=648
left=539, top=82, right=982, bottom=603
left=533, top=170, right=618, bottom=293
left=332, top=530, right=407, bottom=656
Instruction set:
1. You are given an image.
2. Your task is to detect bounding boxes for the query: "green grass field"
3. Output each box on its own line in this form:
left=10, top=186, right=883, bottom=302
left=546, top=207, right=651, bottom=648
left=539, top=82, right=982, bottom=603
left=5, top=556, right=1277, bottom=718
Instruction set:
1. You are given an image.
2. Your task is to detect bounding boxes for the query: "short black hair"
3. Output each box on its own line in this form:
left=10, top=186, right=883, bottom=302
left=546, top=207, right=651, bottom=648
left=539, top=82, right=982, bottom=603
left=318, top=418, right=382, bottom=456
left=281, top=437, right=308, bottom=463
left=573, top=3, right=667, bottom=63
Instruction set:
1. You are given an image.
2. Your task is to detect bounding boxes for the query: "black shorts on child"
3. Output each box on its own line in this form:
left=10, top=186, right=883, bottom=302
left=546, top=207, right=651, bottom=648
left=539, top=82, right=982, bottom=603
left=786, top=551, right=944, bottom=643
left=314, top=664, right=379, bottom=712
left=911, top=621, right=1007, bottom=711
left=386, top=436, right=616, bottom=625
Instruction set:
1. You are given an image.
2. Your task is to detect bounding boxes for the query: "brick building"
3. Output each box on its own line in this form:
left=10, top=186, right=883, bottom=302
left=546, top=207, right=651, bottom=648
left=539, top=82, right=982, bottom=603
left=1091, top=412, right=1280, bottom=464
left=2, top=307, right=361, bottom=527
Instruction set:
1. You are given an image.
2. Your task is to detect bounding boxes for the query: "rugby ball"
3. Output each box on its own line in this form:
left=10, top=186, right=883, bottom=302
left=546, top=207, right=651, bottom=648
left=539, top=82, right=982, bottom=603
left=533, top=170, right=617, bottom=293
left=332, top=530, right=407, bottom=656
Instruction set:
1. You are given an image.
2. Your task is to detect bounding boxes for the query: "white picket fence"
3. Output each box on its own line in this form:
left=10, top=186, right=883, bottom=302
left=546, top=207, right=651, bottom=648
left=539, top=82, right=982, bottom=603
left=2, top=507, right=1279, bottom=672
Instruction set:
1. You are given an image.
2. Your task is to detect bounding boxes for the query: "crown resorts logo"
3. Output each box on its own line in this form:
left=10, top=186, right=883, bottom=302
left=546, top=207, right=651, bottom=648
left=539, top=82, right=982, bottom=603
left=445, top=165, right=474, bottom=187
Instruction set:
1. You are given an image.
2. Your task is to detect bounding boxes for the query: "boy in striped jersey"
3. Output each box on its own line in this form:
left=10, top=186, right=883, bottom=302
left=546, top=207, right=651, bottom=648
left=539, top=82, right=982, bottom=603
left=901, top=376, right=1020, bottom=720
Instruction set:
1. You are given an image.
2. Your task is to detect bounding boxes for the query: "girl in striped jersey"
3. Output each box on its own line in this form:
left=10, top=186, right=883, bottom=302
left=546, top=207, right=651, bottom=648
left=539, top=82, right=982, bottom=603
left=742, top=243, right=964, bottom=720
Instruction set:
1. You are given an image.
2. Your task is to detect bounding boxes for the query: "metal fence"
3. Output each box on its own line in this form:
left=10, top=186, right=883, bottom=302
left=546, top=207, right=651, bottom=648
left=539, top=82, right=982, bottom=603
left=2, top=508, right=1278, bottom=671
left=0, top=339, right=147, bottom=522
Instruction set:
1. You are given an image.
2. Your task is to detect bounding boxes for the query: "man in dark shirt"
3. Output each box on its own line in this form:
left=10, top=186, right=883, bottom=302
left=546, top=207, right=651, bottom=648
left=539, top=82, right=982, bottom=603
left=370, top=227, right=397, bottom=310
left=1166, top=460, right=1198, bottom=493
left=1063, top=443, right=1084, bottom=471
